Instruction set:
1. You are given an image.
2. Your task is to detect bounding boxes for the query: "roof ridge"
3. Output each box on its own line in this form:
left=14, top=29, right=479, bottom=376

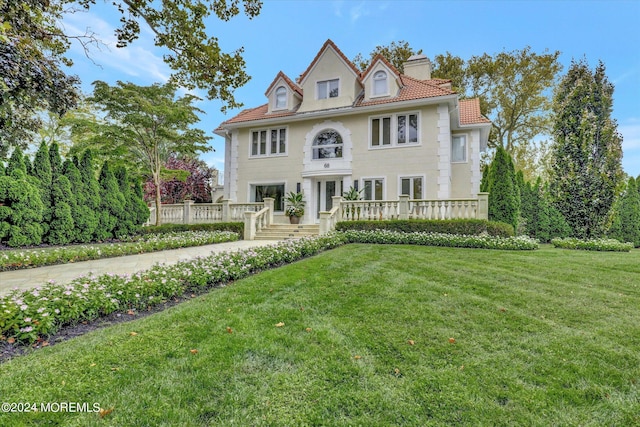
left=297, top=39, right=361, bottom=84
left=265, top=71, right=303, bottom=97
left=361, top=54, right=401, bottom=80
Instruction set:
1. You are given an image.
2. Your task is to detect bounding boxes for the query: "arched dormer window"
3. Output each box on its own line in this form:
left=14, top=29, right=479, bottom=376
left=312, top=130, right=343, bottom=159
left=373, top=70, right=388, bottom=96
left=275, top=86, right=287, bottom=109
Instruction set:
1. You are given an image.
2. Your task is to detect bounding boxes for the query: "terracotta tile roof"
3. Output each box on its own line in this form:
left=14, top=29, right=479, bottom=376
left=265, top=71, right=303, bottom=97
left=357, top=75, right=455, bottom=107
left=297, top=39, right=361, bottom=84
left=220, top=104, right=297, bottom=126
left=459, top=98, right=491, bottom=125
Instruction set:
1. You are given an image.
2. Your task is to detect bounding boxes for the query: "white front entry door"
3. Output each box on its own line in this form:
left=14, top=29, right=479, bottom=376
left=315, top=179, right=343, bottom=220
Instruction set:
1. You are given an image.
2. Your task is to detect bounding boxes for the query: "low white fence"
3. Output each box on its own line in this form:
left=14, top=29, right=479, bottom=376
left=338, top=193, right=488, bottom=222
left=146, top=200, right=264, bottom=226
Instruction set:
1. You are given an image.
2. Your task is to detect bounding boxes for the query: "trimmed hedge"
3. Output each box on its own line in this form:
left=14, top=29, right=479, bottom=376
left=139, top=222, right=244, bottom=237
left=551, top=237, right=634, bottom=252
left=340, top=230, right=538, bottom=250
left=335, top=219, right=514, bottom=237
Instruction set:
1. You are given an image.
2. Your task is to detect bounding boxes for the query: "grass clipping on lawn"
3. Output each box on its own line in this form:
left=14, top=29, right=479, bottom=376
left=0, top=244, right=638, bottom=426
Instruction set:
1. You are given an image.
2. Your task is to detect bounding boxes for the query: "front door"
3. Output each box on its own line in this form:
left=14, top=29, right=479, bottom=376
left=315, top=179, right=343, bottom=219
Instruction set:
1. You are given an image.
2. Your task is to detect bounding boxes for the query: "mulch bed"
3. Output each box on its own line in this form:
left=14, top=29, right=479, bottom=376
left=0, top=285, right=225, bottom=364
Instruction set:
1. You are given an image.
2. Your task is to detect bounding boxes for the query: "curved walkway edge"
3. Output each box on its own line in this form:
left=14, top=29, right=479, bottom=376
left=0, top=240, right=277, bottom=296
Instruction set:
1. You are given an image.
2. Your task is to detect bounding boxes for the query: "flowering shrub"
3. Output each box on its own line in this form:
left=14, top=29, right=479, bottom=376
left=340, top=230, right=539, bottom=250
left=0, top=235, right=346, bottom=343
left=551, top=237, right=634, bottom=252
left=336, top=219, right=515, bottom=237
left=0, top=231, right=239, bottom=271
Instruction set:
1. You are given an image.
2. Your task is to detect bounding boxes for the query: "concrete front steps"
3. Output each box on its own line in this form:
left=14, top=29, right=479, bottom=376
left=254, top=224, right=320, bottom=240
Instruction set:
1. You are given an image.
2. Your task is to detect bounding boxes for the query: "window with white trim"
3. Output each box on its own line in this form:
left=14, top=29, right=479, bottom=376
left=452, top=135, right=467, bottom=162
left=275, top=86, right=287, bottom=109
left=370, top=112, right=419, bottom=148
left=251, top=128, right=287, bottom=157
left=312, top=129, right=343, bottom=159
left=371, top=117, right=391, bottom=146
left=317, top=79, right=339, bottom=99
left=363, top=178, right=384, bottom=201
left=397, top=113, right=418, bottom=144
left=372, top=70, right=388, bottom=96
left=400, top=176, right=423, bottom=199
left=251, top=184, right=285, bottom=211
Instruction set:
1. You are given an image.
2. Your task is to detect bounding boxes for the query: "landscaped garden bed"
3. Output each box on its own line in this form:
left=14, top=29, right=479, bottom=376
left=551, top=237, right=634, bottom=252
left=0, top=230, right=240, bottom=271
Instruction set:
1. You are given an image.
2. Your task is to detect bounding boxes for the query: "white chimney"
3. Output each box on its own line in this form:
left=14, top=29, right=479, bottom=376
left=403, top=54, right=431, bottom=80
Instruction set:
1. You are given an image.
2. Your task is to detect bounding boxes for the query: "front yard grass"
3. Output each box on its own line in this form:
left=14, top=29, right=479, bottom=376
left=0, top=244, right=638, bottom=426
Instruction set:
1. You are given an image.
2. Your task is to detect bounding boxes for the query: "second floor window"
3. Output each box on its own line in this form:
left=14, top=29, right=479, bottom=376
left=312, top=130, right=343, bottom=159
left=370, top=112, right=419, bottom=148
left=317, top=79, right=339, bottom=99
left=275, top=86, right=287, bottom=109
left=372, top=71, right=388, bottom=96
left=251, top=128, right=287, bottom=157
left=452, top=135, right=467, bottom=162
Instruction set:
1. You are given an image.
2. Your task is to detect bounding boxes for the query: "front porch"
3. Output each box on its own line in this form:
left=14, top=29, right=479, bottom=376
left=147, top=193, right=489, bottom=240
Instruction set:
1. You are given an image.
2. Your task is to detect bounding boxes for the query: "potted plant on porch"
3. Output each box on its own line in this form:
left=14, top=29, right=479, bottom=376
left=285, top=191, right=305, bottom=224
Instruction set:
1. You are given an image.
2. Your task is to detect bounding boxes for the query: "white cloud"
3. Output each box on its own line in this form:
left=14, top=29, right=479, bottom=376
left=350, top=1, right=370, bottom=23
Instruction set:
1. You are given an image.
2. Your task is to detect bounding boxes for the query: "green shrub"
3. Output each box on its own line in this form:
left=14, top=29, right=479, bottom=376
left=551, top=237, right=633, bottom=252
left=487, top=146, right=520, bottom=230
left=139, top=222, right=244, bottom=237
left=0, top=150, right=45, bottom=247
left=96, top=161, right=126, bottom=240
left=47, top=175, right=76, bottom=245
left=335, top=219, right=514, bottom=237
left=340, top=230, right=538, bottom=250
left=607, top=177, right=640, bottom=247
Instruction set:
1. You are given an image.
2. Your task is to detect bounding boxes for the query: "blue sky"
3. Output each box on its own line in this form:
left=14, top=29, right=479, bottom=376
left=62, top=0, right=640, bottom=178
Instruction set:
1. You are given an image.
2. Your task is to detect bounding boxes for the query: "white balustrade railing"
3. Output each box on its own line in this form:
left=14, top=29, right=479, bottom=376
left=192, top=203, right=223, bottom=223
left=145, top=200, right=266, bottom=225
left=341, top=200, right=400, bottom=221
left=409, top=199, right=479, bottom=220
left=230, top=203, right=263, bottom=221
left=159, top=204, right=183, bottom=223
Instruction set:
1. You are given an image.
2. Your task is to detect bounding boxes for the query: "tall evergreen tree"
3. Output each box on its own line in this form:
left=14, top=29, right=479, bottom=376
left=32, top=141, right=53, bottom=237
left=48, top=174, right=76, bottom=245
left=63, top=159, right=92, bottom=243
left=549, top=60, right=624, bottom=238
left=487, top=146, right=520, bottom=231
left=96, top=161, right=126, bottom=240
left=608, top=177, right=640, bottom=247
left=0, top=149, right=44, bottom=247
left=132, top=179, right=150, bottom=227
left=114, top=166, right=138, bottom=236
left=78, top=150, right=101, bottom=241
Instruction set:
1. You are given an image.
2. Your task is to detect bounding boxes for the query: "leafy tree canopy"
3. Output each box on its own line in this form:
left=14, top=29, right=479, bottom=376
left=0, top=0, right=261, bottom=158
left=352, top=40, right=422, bottom=73
left=0, top=0, right=80, bottom=157
left=83, top=80, right=211, bottom=225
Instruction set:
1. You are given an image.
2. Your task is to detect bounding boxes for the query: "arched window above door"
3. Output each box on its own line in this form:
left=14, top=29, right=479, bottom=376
left=312, top=130, right=343, bottom=159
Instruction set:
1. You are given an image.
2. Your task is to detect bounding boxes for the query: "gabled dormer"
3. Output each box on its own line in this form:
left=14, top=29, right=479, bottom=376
left=361, top=54, right=402, bottom=102
left=265, top=71, right=303, bottom=114
left=296, top=39, right=363, bottom=113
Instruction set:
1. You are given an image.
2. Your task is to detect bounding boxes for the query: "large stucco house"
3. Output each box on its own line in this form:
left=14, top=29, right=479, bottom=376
left=215, top=40, right=491, bottom=226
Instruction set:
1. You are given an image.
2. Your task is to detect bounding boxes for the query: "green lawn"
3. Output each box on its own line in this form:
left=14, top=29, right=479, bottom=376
left=1, top=244, right=638, bottom=426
